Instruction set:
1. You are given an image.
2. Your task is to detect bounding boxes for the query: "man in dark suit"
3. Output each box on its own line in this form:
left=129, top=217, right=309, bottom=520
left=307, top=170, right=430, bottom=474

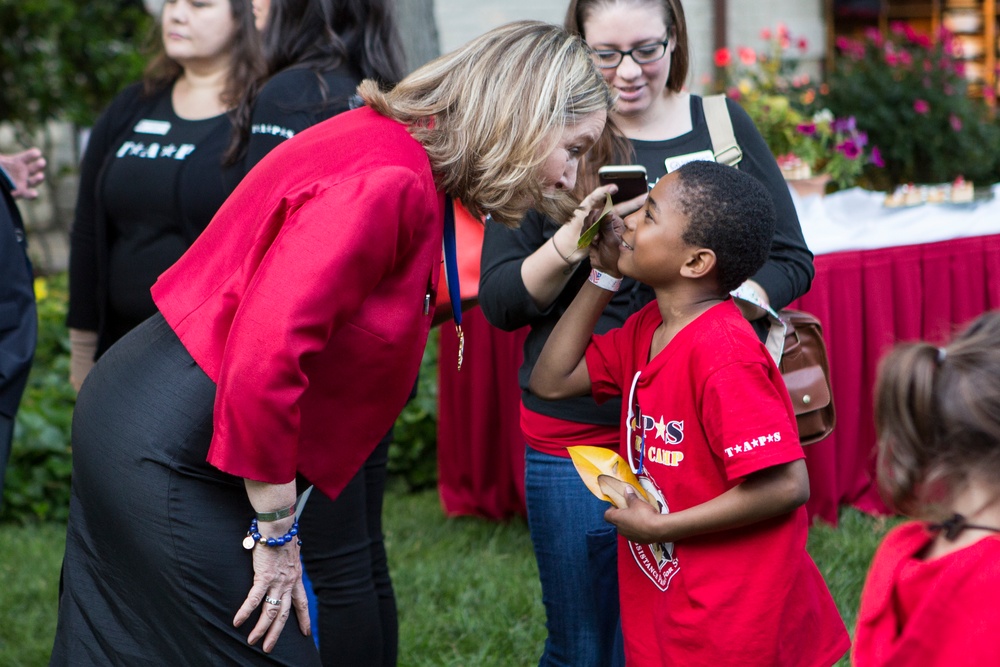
left=0, top=148, right=44, bottom=507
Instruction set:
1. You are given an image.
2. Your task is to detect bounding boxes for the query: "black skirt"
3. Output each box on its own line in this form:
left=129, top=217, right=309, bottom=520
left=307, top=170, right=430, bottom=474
left=49, top=313, right=321, bottom=666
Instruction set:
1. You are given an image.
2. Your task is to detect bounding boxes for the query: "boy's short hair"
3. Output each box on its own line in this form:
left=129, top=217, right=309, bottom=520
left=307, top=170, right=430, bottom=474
left=674, top=160, right=776, bottom=294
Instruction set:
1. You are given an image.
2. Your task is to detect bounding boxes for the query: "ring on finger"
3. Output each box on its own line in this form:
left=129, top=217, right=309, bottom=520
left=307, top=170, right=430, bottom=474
left=263, top=595, right=281, bottom=606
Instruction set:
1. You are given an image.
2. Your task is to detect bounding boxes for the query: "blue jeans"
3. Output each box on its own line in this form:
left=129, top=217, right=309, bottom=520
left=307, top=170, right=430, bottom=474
left=525, top=446, right=623, bottom=667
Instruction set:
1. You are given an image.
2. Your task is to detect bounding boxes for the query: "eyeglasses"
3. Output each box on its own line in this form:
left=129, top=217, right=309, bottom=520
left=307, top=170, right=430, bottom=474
left=626, top=371, right=646, bottom=475
left=590, top=39, right=671, bottom=69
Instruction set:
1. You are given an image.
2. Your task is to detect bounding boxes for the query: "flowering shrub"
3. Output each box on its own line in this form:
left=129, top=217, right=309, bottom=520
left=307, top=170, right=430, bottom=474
left=714, top=25, right=881, bottom=191
left=783, top=112, right=883, bottom=190
left=820, top=23, right=1000, bottom=188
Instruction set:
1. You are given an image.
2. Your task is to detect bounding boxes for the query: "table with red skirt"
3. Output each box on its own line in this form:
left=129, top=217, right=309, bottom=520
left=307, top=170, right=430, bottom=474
left=435, top=186, right=1000, bottom=524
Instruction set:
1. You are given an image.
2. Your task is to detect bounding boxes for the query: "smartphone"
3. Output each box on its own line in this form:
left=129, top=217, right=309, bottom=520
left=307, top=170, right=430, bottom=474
left=599, top=165, right=648, bottom=205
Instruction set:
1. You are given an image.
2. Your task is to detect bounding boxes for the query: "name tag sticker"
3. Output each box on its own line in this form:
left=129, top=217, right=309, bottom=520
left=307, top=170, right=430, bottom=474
left=134, top=119, right=171, bottom=136
left=664, top=150, right=715, bottom=173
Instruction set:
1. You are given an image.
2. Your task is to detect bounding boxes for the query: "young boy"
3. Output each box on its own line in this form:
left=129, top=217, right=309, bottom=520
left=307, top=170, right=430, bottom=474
left=530, top=161, right=849, bottom=666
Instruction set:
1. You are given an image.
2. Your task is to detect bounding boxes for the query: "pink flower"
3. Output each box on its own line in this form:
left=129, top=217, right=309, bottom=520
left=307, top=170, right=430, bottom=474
left=870, top=146, right=885, bottom=168
left=797, top=38, right=808, bottom=52
left=913, top=99, right=930, bottom=114
left=738, top=47, right=756, bottom=66
left=714, top=47, right=732, bottom=68
left=949, top=113, right=963, bottom=131
left=796, top=123, right=817, bottom=136
left=836, top=140, right=862, bottom=160
left=760, top=28, right=772, bottom=41
left=776, top=23, right=789, bottom=39
left=864, top=27, right=883, bottom=47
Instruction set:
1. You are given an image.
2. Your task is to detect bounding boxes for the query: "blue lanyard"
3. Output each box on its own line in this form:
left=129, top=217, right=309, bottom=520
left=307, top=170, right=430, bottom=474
left=442, top=195, right=464, bottom=370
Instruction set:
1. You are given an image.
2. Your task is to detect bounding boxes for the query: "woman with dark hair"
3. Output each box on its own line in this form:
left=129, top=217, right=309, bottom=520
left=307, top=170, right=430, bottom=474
left=67, top=0, right=265, bottom=390
left=227, top=0, right=405, bottom=169
left=236, top=2, right=406, bottom=664
left=50, top=20, right=616, bottom=665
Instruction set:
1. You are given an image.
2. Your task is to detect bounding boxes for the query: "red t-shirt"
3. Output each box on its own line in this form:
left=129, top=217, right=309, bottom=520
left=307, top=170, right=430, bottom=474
left=853, top=521, right=1000, bottom=666
left=586, top=300, right=849, bottom=666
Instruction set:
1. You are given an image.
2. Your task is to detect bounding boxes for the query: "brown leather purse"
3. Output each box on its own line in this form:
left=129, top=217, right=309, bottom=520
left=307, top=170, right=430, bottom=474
left=777, top=310, right=835, bottom=445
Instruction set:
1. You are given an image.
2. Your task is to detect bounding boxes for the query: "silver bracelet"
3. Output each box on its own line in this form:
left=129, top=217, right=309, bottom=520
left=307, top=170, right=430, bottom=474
left=256, top=503, right=297, bottom=522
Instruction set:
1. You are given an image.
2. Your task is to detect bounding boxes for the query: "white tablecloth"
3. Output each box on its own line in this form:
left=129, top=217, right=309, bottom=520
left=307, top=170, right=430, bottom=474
left=789, top=184, right=1000, bottom=256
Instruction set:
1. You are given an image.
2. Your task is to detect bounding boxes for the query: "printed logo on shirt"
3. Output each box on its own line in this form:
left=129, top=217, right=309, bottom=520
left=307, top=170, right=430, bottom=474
left=642, top=416, right=685, bottom=468
left=724, top=431, right=783, bottom=458
left=134, top=119, right=172, bottom=135
left=629, top=475, right=680, bottom=592
left=115, top=141, right=196, bottom=160
left=251, top=123, right=295, bottom=140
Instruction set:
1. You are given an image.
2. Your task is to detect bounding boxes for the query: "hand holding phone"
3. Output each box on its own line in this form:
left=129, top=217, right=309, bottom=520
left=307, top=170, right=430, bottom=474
left=599, top=165, right=648, bottom=205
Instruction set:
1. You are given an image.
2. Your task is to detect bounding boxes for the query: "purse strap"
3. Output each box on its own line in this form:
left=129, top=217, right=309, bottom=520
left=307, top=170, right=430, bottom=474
left=730, top=283, right=787, bottom=365
left=702, top=94, right=743, bottom=168
left=705, top=94, right=789, bottom=362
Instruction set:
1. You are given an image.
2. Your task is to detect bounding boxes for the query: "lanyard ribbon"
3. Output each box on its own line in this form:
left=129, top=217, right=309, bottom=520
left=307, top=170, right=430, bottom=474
left=442, top=195, right=464, bottom=370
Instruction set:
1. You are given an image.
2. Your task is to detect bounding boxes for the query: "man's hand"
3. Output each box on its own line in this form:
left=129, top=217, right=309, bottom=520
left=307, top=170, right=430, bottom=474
left=0, top=148, right=46, bottom=200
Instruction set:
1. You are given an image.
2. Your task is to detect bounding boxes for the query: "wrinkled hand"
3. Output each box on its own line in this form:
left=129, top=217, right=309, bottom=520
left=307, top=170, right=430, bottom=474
left=234, top=532, right=311, bottom=653
left=604, top=485, right=667, bottom=544
left=0, top=148, right=46, bottom=200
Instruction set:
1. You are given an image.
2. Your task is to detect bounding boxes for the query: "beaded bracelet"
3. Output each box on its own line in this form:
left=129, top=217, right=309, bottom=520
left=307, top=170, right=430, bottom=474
left=242, top=517, right=302, bottom=550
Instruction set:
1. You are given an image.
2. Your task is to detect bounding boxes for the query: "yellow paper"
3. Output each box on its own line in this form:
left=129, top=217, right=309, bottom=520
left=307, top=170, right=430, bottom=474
left=567, top=445, right=649, bottom=505
left=576, top=193, right=614, bottom=249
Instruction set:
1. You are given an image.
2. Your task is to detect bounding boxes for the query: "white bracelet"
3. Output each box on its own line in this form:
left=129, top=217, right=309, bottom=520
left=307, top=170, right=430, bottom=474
left=589, top=268, right=622, bottom=292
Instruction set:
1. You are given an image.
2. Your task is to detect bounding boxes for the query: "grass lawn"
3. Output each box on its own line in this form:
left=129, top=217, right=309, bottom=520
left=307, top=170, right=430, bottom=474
left=0, top=482, right=899, bottom=666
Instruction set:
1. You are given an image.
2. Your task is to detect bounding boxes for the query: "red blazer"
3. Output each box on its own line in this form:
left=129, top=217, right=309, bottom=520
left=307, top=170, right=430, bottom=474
left=152, top=107, right=443, bottom=499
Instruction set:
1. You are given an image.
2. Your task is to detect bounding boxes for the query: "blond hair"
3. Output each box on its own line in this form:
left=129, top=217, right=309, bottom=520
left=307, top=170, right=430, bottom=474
left=359, top=20, right=615, bottom=227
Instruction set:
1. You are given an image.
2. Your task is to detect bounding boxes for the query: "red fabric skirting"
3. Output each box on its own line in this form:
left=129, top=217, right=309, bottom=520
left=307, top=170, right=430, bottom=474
left=792, top=233, right=1000, bottom=524
left=436, top=307, right=528, bottom=519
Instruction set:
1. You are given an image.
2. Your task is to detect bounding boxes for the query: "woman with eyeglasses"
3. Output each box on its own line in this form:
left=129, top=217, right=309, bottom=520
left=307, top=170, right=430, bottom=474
left=478, top=1, right=814, bottom=665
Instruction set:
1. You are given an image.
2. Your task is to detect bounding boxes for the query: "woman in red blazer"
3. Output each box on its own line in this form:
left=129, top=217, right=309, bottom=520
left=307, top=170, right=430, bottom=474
left=50, top=21, right=617, bottom=665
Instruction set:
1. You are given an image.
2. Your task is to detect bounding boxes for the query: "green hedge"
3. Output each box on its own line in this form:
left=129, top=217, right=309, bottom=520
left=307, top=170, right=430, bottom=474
left=3, top=275, right=75, bottom=523
left=2, top=273, right=439, bottom=523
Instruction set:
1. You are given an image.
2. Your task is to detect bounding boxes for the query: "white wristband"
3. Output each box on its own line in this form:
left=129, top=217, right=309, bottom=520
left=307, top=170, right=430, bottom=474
left=589, top=268, right=622, bottom=292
